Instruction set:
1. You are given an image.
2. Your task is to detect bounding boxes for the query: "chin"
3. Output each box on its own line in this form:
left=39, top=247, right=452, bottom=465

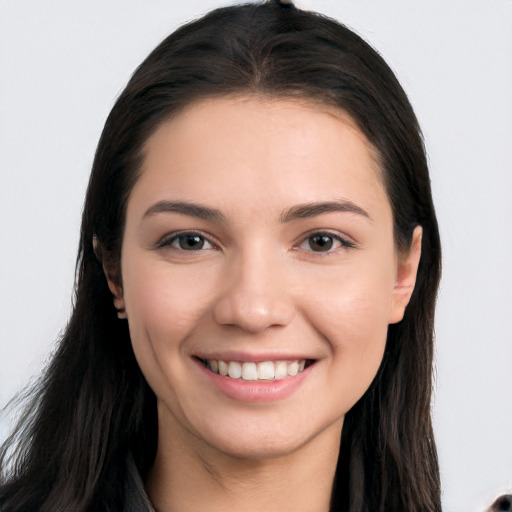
left=215, top=432, right=303, bottom=460
left=188, top=410, right=344, bottom=462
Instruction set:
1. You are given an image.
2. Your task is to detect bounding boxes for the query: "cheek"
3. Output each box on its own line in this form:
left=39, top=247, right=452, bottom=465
left=323, top=302, right=387, bottom=409
left=302, top=264, right=395, bottom=406
left=318, top=281, right=390, bottom=359
left=304, top=254, right=396, bottom=343
left=120, top=257, right=215, bottom=379
left=122, top=256, right=215, bottom=333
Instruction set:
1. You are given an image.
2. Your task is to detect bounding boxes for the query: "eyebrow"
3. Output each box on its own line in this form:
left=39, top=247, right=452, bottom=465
left=279, top=200, right=373, bottom=223
left=143, top=199, right=372, bottom=224
left=143, top=200, right=228, bottom=223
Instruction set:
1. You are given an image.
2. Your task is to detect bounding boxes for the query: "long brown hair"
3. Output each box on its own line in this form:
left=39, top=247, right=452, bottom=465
left=0, top=2, right=442, bottom=510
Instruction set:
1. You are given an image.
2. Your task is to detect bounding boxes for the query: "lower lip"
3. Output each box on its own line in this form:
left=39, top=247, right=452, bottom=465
left=195, top=360, right=313, bottom=403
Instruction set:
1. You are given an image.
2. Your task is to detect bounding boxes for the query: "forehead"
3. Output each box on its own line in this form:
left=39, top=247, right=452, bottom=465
left=129, top=95, right=388, bottom=220
left=144, top=94, right=381, bottom=170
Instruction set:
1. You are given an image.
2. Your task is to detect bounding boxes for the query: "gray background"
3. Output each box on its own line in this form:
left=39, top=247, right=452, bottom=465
left=1, top=1, right=511, bottom=510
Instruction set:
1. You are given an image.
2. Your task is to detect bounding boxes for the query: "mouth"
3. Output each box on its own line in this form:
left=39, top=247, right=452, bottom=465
left=196, top=357, right=314, bottom=381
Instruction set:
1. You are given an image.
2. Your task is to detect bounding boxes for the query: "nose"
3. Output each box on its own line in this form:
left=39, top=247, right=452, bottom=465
left=213, top=251, right=295, bottom=333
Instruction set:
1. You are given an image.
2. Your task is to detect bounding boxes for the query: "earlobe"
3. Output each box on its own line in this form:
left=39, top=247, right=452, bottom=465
left=389, top=226, right=422, bottom=324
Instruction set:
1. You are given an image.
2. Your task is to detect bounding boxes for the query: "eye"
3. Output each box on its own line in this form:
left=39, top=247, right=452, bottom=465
left=160, top=232, right=215, bottom=251
left=308, top=234, right=335, bottom=252
left=296, top=232, right=355, bottom=253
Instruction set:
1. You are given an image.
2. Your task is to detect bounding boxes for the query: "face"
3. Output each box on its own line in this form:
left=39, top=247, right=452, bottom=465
left=110, top=96, right=421, bottom=460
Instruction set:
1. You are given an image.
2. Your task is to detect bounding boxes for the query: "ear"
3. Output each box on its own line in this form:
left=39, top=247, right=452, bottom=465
left=94, top=235, right=126, bottom=318
left=388, top=226, right=422, bottom=324
left=104, top=266, right=126, bottom=316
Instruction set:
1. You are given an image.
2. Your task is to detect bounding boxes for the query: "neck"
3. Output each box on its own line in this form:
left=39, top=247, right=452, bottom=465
left=146, top=406, right=342, bottom=512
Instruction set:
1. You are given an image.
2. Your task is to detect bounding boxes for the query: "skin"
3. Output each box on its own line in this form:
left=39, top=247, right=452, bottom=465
left=106, top=96, right=422, bottom=512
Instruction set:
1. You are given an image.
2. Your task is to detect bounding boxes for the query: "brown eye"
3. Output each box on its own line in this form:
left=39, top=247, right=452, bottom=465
left=163, top=233, right=214, bottom=251
left=308, top=234, right=334, bottom=252
left=178, top=234, right=205, bottom=250
left=295, top=231, right=355, bottom=254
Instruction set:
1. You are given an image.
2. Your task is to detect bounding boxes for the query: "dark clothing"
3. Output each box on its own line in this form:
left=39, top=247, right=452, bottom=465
left=124, top=454, right=155, bottom=512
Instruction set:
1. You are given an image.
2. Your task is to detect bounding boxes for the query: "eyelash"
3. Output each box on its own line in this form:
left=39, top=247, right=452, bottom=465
left=157, top=231, right=217, bottom=251
left=157, top=230, right=356, bottom=255
left=293, top=231, right=356, bottom=255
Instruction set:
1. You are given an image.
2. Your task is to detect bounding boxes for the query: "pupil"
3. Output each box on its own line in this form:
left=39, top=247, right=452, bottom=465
left=310, top=235, right=333, bottom=251
left=180, top=235, right=204, bottom=250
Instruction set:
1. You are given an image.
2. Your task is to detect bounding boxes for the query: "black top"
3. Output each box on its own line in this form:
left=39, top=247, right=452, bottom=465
left=124, top=453, right=155, bottom=512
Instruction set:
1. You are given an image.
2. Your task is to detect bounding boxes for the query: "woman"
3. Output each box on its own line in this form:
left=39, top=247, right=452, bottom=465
left=0, top=1, right=442, bottom=510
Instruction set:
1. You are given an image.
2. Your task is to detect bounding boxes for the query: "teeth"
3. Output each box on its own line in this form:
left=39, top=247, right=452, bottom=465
left=228, top=361, right=242, bottom=379
left=218, top=360, right=228, bottom=376
left=257, top=361, right=274, bottom=380
left=274, top=361, right=288, bottom=379
left=241, top=362, right=258, bottom=381
left=287, top=361, right=299, bottom=376
left=205, top=358, right=309, bottom=381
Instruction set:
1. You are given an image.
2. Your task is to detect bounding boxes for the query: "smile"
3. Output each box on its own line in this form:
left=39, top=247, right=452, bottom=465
left=200, top=358, right=310, bottom=381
